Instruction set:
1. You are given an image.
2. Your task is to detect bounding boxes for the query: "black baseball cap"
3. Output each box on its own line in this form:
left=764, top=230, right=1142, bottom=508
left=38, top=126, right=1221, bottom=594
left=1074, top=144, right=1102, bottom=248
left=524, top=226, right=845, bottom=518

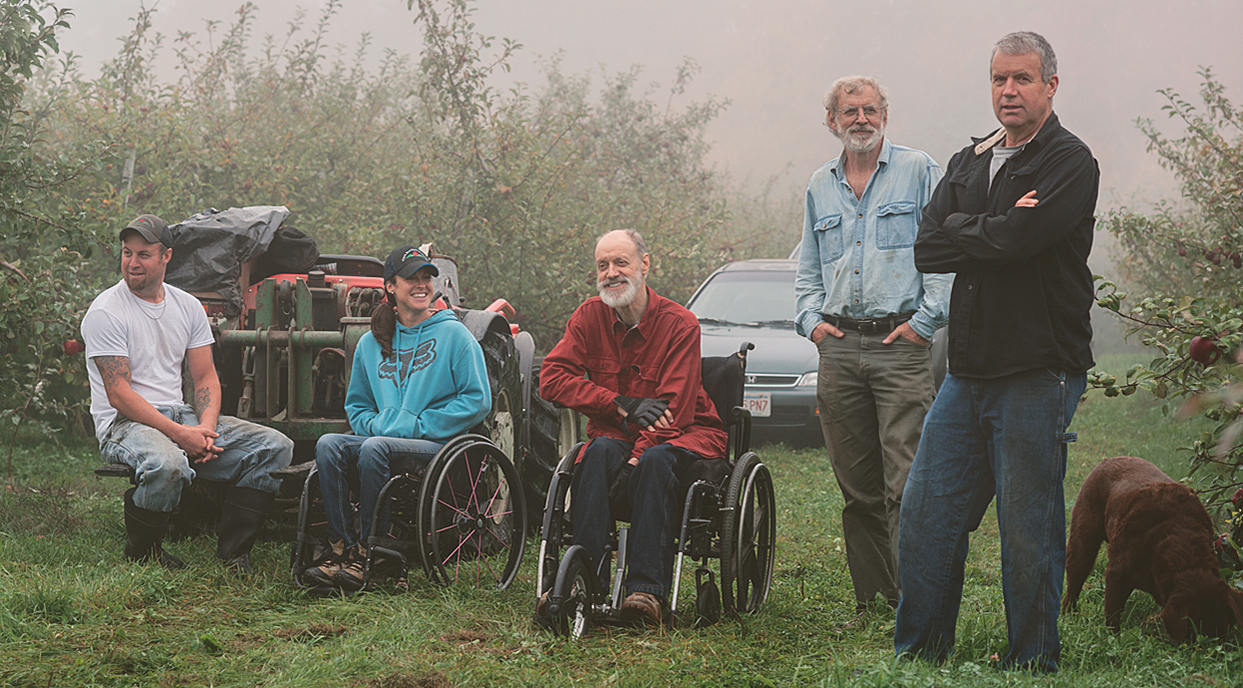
left=384, top=245, right=439, bottom=281
left=119, top=214, right=174, bottom=248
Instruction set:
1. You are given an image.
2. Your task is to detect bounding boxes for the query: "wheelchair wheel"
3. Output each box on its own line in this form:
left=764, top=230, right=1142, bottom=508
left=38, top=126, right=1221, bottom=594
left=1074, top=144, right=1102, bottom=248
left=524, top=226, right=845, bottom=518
left=537, top=442, right=584, bottom=599
left=291, top=466, right=332, bottom=590
left=418, top=438, right=527, bottom=589
left=549, top=544, right=597, bottom=638
left=720, top=452, right=775, bottom=614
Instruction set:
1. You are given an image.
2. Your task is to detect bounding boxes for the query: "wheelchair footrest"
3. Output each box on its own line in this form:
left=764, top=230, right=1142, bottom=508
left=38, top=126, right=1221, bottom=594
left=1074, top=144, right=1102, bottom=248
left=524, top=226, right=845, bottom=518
left=94, top=463, right=135, bottom=480
left=271, top=461, right=315, bottom=481
left=695, top=567, right=721, bottom=627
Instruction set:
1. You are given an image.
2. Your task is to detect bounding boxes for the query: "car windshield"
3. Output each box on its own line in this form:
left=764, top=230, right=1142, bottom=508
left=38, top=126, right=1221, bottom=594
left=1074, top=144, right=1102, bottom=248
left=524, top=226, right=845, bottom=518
left=687, top=270, right=796, bottom=325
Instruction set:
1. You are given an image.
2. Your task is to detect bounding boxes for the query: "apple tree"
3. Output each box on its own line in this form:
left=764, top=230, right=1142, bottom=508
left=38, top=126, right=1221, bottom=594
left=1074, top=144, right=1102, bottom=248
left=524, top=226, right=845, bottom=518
left=1093, top=69, right=1243, bottom=509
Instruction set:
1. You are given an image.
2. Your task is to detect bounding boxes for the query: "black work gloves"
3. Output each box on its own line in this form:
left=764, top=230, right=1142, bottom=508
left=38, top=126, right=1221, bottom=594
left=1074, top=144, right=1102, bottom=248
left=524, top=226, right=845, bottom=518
left=614, top=396, right=669, bottom=430
left=608, top=460, right=635, bottom=518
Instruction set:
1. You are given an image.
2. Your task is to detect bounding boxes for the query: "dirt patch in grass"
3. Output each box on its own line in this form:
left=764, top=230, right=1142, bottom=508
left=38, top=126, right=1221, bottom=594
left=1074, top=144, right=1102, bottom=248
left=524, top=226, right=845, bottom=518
left=439, top=629, right=534, bottom=657
left=361, top=671, right=454, bottom=688
left=0, top=487, right=91, bottom=536
left=233, top=623, right=348, bottom=649
left=273, top=623, right=348, bottom=641
left=440, top=629, right=488, bottom=644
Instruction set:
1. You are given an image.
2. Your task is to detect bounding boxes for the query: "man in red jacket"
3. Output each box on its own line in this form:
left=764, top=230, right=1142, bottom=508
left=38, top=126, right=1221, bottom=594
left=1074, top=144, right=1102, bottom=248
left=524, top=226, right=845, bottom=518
left=539, top=229, right=727, bottom=626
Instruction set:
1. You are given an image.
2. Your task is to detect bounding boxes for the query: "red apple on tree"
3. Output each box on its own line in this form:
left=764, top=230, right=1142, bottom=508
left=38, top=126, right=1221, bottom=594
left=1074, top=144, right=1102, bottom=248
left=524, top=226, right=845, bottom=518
left=1189, top=336, right=1221, bottom=365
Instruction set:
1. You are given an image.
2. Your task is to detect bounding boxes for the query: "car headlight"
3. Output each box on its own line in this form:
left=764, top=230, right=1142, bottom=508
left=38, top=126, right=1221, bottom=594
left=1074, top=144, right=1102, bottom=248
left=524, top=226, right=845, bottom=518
left=796, top=371, right=817, bottom=386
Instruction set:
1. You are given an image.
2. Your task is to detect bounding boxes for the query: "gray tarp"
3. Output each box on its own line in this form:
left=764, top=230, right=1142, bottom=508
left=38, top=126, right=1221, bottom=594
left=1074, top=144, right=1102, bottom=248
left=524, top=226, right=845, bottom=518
left=164, top=206, right=291, bottom=316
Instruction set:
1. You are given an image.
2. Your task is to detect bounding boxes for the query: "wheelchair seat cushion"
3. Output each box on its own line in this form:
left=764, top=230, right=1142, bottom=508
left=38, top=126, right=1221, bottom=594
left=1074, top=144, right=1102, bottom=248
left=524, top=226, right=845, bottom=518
left=677, top=456, right=731, bottom=493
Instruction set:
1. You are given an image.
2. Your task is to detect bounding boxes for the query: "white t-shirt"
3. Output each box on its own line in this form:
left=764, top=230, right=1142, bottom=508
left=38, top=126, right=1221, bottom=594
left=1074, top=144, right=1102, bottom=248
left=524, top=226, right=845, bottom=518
left=81, top=280, right=216, bottom=442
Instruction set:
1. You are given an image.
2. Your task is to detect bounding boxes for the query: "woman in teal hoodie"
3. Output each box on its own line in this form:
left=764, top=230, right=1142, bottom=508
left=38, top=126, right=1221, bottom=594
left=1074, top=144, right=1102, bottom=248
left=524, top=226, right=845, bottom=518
left=306, top=245, right=491, bottom=590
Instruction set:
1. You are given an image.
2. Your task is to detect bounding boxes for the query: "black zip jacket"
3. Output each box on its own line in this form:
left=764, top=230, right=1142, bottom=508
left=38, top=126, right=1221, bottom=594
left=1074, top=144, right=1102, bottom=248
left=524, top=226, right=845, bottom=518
left=915, top=112, right=1098, bottom=379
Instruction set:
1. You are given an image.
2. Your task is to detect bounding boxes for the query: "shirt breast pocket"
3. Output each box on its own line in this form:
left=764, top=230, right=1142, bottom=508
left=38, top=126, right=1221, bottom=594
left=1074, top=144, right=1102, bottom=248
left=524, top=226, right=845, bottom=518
left=876, top=201, right=918, bottom=249
left=630, top=364, right=661, bottom=399
left=584, top=357, right=621, bottom=392
left=813, top=214, right=844, bottom=263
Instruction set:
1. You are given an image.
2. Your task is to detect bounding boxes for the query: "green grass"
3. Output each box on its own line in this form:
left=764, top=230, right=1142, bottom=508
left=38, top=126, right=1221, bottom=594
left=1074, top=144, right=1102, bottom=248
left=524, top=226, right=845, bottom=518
left=0, top=368, right=1239, bottom=686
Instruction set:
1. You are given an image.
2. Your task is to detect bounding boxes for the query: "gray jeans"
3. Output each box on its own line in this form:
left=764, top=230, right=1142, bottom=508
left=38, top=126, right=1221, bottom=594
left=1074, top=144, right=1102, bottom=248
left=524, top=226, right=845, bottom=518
left=816, top=331, right=934, bottom=606
left=100, top=404, right=294, bottom=512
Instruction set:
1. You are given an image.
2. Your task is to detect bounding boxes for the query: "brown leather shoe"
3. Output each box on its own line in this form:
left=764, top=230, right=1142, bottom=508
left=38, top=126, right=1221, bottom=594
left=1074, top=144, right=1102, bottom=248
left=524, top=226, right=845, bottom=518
left=619, top=591, right=663, bottom=627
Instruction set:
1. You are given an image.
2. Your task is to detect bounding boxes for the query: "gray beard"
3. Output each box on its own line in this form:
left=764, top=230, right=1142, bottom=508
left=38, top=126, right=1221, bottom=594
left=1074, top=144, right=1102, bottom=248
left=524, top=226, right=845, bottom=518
left=839, top=124, right=885, bottom=154
left=598, top=275, right=640, bottom=309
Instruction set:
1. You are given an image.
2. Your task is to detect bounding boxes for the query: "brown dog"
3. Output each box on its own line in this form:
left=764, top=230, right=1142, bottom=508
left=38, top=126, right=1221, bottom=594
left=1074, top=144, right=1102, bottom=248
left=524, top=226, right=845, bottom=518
left=1063, top=456, right=1243, bottom=642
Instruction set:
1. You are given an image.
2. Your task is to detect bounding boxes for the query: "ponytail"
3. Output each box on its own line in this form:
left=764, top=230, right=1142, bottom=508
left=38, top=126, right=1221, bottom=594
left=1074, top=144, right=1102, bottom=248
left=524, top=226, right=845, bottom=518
left=371, top=292, right=398, bottom=358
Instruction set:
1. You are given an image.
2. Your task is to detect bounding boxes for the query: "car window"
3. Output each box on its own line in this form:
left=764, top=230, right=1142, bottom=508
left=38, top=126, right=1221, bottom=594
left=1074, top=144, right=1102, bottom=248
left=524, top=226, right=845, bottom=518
left=687, top=271, right=796, bottom=324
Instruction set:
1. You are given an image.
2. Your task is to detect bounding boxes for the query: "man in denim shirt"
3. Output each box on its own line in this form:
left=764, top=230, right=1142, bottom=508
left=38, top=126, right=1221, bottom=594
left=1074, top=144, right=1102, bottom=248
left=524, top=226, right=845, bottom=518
left=794, top=76, right=951, bottom=627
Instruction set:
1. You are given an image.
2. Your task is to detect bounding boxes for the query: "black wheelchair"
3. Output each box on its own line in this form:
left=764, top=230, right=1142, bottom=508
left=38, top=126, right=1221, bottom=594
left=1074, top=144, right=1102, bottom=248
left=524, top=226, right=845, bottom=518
left=290, top=433, right=527, bottom=592
left=535, top=343, right=776, bottom=636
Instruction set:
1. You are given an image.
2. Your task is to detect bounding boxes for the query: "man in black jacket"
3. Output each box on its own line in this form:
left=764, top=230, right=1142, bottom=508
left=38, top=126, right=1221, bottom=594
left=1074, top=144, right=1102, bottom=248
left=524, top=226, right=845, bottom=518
left=893, top=31, right=1098, bottom=673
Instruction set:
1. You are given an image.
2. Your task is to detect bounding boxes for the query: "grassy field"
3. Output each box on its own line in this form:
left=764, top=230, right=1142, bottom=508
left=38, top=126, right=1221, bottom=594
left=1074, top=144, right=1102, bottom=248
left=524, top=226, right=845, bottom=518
left=1, top=356, right=1240, bottom=687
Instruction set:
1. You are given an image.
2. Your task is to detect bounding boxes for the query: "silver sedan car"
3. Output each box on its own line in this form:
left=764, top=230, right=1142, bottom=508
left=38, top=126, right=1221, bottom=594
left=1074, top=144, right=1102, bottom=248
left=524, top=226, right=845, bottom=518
left=686, top=258, right=946, bottom=449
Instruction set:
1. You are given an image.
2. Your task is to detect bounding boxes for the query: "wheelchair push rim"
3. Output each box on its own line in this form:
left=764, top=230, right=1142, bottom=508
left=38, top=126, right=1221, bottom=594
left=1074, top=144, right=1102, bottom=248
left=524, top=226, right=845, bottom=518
left=418, top=437, right=527, bottom=589
left=720, top=452, right=775, bottom=614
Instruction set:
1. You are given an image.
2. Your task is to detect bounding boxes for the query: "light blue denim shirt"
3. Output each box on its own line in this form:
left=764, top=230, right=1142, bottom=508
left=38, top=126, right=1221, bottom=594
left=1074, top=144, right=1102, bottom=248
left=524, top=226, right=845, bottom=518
left=794, top=139, right=952, bottom=342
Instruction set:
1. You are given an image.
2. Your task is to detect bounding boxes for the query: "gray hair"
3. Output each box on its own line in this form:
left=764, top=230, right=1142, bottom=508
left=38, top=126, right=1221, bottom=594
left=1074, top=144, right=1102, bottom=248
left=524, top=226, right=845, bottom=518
left=992, top=31, right=1057, bottom=83
left=822, top=76, right=889, bottom=128
left=595, top=228, right=648, bottom=260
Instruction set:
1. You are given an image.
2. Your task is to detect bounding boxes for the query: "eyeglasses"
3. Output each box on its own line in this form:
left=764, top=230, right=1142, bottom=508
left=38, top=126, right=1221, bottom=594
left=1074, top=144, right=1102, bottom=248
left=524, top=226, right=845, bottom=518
left=837, top=105, right=882, bottom=121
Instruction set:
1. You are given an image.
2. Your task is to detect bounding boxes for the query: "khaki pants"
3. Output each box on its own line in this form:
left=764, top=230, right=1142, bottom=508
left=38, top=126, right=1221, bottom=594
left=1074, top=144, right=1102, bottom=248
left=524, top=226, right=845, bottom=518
left=816, top=331, right=934, bottom=607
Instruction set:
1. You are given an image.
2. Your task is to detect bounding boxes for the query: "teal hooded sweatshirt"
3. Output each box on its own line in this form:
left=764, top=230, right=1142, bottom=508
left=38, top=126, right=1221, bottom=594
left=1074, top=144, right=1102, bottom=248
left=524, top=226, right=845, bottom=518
left=345, top=309, right=491, bottom=441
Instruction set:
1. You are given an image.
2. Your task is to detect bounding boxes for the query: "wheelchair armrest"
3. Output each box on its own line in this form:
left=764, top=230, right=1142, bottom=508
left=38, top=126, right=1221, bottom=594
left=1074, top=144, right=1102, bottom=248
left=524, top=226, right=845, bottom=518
left=731, top=406, right=753, bottom=458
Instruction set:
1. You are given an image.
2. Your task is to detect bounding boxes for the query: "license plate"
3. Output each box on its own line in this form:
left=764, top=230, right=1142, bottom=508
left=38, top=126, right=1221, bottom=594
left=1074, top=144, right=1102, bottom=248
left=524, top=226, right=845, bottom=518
left=743, top=391, right=771, bottom=418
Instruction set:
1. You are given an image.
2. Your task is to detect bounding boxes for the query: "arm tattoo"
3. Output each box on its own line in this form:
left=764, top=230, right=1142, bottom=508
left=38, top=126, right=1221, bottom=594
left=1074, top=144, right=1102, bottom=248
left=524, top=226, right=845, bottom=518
left=95, top=356, right=131, bottom=389
left=193, top=385, right=217, bottom=416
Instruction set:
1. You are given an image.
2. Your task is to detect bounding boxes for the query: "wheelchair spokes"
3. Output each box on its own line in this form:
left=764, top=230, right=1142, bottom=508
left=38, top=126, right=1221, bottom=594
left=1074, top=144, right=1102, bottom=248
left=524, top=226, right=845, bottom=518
left=424, top=441, right=526, bottom=589
left=721, top=453, right=775, bottom=614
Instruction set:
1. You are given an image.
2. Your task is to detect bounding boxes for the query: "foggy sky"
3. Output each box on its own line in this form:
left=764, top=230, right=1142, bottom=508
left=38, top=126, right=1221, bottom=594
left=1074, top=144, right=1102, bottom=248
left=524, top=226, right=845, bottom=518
left=61, top=0, right=1243, bottom=216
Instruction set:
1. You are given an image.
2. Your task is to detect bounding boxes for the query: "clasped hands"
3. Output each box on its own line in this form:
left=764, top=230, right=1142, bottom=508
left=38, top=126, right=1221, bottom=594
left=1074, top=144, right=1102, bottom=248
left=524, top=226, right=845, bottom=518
left=613, top=395, right=673, bottom=432
left=174, top=423, right=223, bottom=464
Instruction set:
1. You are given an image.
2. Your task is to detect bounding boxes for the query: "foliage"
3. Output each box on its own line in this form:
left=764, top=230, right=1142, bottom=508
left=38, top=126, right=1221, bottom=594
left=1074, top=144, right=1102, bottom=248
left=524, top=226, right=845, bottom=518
left=33, top=0, right=746, bottom=350
left=1093, top=69, right=1243, bottom=512
left=0, top=2, right=105, bottom=463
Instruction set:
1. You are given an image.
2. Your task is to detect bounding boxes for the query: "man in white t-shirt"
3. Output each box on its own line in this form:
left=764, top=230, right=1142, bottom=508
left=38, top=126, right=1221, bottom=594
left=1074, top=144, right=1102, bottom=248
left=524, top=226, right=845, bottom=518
left=82, top=214, right=293, bottom=572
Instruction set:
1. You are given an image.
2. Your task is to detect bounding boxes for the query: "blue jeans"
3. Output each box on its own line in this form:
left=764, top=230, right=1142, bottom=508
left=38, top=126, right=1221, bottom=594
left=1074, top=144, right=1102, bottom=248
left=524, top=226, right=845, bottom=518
left=315, top=433, right=443, bottom=549
left=100, top=405, right=293, bottom=512
left=572, top=438, right=699, bottom=600
left=894, top=368, right=1085, bottom=673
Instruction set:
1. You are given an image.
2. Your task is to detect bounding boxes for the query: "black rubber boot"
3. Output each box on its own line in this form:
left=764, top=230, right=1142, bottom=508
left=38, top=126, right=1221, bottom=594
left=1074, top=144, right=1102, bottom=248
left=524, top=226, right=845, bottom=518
left=123, top=488, right=186, bottom=570
left=216, top=486, right=275, bottom=574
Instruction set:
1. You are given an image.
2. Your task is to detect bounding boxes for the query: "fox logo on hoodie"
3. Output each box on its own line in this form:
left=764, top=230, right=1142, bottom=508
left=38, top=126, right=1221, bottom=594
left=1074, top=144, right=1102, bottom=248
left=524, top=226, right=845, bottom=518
left=378, top=338, right=437, bottom=387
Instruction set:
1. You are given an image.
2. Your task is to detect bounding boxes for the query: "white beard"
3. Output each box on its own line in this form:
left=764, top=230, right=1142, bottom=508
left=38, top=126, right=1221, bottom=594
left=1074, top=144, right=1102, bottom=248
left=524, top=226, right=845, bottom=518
left=839, top=122, right=886, bottom=154
left=598, top=274, right=640, bottom=309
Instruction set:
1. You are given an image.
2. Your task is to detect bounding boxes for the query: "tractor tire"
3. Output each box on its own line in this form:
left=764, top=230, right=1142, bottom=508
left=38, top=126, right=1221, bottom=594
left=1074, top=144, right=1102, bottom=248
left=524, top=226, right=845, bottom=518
left=525, top=356, right=579, bottom=510
left=477, top=326, right=524, bottom=477
left=458, top=311, right=522, bottom=464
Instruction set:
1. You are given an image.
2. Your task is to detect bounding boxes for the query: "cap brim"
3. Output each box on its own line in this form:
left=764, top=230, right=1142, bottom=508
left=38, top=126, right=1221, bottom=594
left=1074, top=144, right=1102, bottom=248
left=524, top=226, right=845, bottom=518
left=395, top=261, right=439, bottom=279
left=120, top=226, right=162, bottom=244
